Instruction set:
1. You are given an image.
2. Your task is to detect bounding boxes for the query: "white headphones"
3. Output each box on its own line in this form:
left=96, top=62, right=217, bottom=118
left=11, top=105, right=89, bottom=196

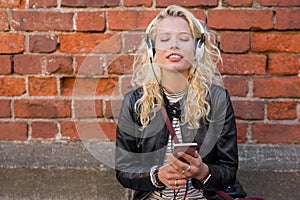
left=145, top=17, right=206, bottom=63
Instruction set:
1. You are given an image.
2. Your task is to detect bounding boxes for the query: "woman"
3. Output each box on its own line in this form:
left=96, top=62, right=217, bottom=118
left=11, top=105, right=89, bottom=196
left=115, top=5, right=246, bottom=200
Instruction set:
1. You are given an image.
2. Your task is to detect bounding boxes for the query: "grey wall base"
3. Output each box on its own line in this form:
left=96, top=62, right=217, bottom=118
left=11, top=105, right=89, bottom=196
left=0, top=141, right=299, bottom=200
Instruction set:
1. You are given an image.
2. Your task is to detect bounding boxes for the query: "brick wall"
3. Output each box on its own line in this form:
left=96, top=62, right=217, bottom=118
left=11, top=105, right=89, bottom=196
left=0, top=0, right=299, bottom=144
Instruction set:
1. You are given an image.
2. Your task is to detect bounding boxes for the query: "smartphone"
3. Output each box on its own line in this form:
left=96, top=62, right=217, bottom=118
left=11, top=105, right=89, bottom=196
left=173, top=143, right=197, bottom=163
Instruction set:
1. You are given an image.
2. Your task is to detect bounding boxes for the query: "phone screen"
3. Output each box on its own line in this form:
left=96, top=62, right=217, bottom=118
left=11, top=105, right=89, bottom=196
left=173, top=143, right=197, bottom=163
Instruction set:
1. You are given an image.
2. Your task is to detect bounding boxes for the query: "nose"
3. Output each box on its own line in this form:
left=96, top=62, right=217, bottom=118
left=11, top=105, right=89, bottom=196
left=169, top=36, right=180, bottom=50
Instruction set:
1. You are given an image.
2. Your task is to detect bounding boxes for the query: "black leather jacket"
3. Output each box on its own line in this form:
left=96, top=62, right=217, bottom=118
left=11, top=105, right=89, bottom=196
left=115, top=85, right=240, bottom=199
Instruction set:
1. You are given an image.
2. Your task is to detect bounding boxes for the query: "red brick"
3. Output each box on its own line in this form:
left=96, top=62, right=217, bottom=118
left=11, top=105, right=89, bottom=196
left=73, top=100, right=103, bottom=118
left=76, top=11, right=105, bottom=32
left=236, top=123, right=248, bottom=143
left=220, top=32, right=250, bottom=53
left=252, top=124, right=300, bottom=143
left=252, top=32, right=300, bottom=53
left=219, top=54, right=267, bottom=75
left=60, top=77, right=119, bottom=96
left=0, top=33, right=24, bottom=54
left=120, top=75, right=134, bottom=96
left=124, top=0, right=152, bottom=7
left=61, top=0, right=120, bottom=7
left=222, top=77, right=249, bottom=97
left=190, top=10, right=206, bottom=22
left=28, top=77, right=58, bottom=96
left=222, top=0, right=252, bottom=7
left=14, top=55, right=43, bottom=74
left=46, top=55, right=73, bottom=75
left=104, top=99, right=122, bottom=119
left=29, top=0, right=57, bottom=8
left=107, top=55, right=134, bottom=75
left=75, top=56, right=104, bottom=75
left=29, top=35, right=57, bottom=53
left=31, top=121, right=58, bottom=139
left=0, top=56, right=12, bottom=75
left=60, top=33, right=121, bottom=53
left=208, top=10, right=273, bottom=30
left=257, top=0, right=300, bottom=6
left=156, top=0, right=218, bottom=7
left=268, top=54, right=299, bottom=75
left=14, top=99, right=71, bottom=118
left=232, top=100, right=265, bottom=120
left=108, top=10, right=159, bottom=31
left=0, top=122, right=27, bottom=141
left=0, top=100, right=11, bottom=118
left=61, top=121, right=116, bottom=141
left=0, top=0, right=21, bottom=8
left=0, top=77, right=26, bottom=96
left=267, top=101, right=297, bottom=120
left=275, top=9, right=300, bottom=30
left=11, top=11, right=73, bottom=31
left=253, top=77, right=300, bottom=98
left=14, top=55, right=73, bottom=75
left=123, top=33, right=144, bottom=53
left=0, top=11, right=9, bottom=31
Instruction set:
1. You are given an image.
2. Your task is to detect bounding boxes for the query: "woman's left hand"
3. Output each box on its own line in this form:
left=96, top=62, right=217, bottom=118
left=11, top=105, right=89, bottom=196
left=167, top=150, right=210, bottom=182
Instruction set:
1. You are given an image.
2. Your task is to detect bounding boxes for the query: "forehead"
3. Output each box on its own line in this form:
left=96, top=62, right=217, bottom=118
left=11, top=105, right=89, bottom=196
left=156, top=16, right=192, bottom=34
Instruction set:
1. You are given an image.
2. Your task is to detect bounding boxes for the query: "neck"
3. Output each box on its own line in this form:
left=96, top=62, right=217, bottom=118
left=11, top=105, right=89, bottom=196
left=161, top=71, right=189, bottom=94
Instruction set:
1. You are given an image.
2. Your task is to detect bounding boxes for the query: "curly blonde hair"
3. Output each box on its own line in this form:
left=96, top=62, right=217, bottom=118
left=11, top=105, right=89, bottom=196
left=131, top=5, right=222, bottom=130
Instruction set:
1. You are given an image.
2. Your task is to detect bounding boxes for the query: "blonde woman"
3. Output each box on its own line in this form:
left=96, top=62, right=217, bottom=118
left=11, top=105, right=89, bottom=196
left=115, top=5, right=246, bottom=200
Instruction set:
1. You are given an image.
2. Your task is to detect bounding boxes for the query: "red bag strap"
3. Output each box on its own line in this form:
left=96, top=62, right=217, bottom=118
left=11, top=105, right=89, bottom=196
left=160, top=106, right=179, bottom=144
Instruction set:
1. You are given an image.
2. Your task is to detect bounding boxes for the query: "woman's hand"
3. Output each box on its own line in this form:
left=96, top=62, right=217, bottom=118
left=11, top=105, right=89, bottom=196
left=160, top=151, right=210, bottom=187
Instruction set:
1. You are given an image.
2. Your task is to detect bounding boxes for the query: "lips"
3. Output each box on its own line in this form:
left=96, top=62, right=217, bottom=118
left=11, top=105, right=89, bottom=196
left=167, top=53, right=183, bottom=61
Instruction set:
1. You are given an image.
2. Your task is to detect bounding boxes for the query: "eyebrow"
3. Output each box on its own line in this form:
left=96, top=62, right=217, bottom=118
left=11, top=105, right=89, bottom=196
left=157, top=31, right=191, bottom=36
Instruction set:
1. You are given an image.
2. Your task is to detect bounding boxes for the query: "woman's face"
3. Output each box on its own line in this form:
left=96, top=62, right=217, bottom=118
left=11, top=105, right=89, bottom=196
left=155, top=16, right=195, bottom=77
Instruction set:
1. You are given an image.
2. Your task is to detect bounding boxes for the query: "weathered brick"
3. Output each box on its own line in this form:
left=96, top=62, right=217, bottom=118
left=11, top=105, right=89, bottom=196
left=31, top=121, right=58, bottom=139
left=61, top=121, right=116, bottom=141
left=275, top=9, right=300, bottom=30
left=0, top=122, right=27, bottom=141
left=29, top=35, right=57, bottom=53
left=232, top=100, right=265, bottom=120
left=253, top=77, right=300, bottom=98
left=267, top=101, right=297, bottom=120
left=0, top=56, right=12, bottom=75
left=236, top=123, right=248, bottom=143
left=73, top=100, right=103, bottom=118
left=28, top=77, right=58, bottom=96
left=124, top=0, right=152, bottom=7
left=123, top=33, right=144, bottom=53
left=222, top=0, right=252, bottom=7
left=14, top=99, right=71, bottom=118
left=220, top=32, right=250, bottom=53
left=208, top=10, right=273, bottom=30
left=61, top=0, right=120, bottom=7
left=0, top=77, right=26, bottom=96
left=104, top=99, right=122, bottom=119
left=0, top=100, right=11, bottom=118
left=268, top=54, right=299, bottom=75
left=252, top=124, right=300, bottom=143
left=257, top=0, right=300, bottom=7
left=120, top=75, right=134, bottom=96
left=11, top=11, right=73, bottom=31
left=0, top=33, right=24, bottom=54
left=219, top=54, right=267, bottom=75
left=156, top=0, right=218, bottom=7
left=60, top=33, right=121, bottom=54
left=106, top=55, right=134, bottom=75
left=75, top=56, right=104, bottom=75
left=0, top=11, right=9, bottom=31
left=60, top=77, right=119, bottom=96
left=14, top=55, right=73, bottom=75
left=252, top=32, right=300, bottom=53
left=76, top=11, right=105, bottom=32
left=222, top=76, right=249, bottom=97
left=108, top=10, right=159, bottom=31
left=29, top=0, right=57, bottom=8
left=0, top=0, right=21, bottom=8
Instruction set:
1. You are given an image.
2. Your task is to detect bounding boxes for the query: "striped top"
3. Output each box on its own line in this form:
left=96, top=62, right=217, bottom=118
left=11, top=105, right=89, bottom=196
left=147, top=89, right=206, bottom=200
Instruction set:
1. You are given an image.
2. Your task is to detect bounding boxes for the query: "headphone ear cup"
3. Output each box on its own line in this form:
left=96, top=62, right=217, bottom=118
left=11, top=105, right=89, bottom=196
left=195, top=39, right=205, bottom=59
left=146, top=39, right=154, bottom=62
